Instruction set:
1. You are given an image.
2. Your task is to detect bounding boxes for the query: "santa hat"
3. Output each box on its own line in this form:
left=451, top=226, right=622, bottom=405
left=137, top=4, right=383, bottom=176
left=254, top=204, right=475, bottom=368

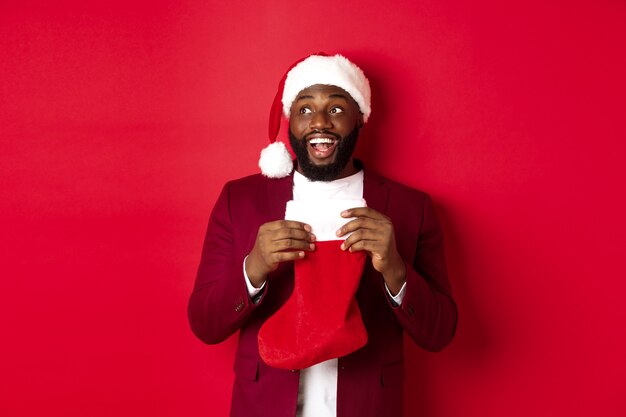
left=259, top=53, right=372, bottom=178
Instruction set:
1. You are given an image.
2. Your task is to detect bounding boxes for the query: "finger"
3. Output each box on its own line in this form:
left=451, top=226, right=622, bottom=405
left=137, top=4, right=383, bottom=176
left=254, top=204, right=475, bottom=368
left=342, top=229, right=387, bottom=245
left=336, top=218, right=378, bottom=237
left=341, top=230, right=379, bottom=251
left=273, top=238, right=316, bottom=251
left=271, top=227, right=316, bottom=242
left=340, top=230, right=361, bottom=251
left=264, top=220, right=312, bottom=232
left=342, top=238, right=381, bottom=256
left=271, top=250, right=307, bottom=264
left=340, top=207, right=386, bottom=220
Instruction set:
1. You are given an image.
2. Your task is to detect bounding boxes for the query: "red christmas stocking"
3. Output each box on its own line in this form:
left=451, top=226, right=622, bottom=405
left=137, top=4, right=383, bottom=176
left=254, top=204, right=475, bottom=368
left=258, top=199, right=368, bottom=370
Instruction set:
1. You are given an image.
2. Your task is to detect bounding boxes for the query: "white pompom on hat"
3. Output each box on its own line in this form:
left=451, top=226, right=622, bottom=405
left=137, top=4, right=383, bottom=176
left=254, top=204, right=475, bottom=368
left=259, top=53, right=372, bottom=178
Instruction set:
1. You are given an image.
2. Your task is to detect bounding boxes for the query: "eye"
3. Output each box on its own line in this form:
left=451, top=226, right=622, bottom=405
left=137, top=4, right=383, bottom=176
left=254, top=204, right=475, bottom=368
left=329, top=106, right=344, bottom=114
left=299, top=107, right=312, bottom=114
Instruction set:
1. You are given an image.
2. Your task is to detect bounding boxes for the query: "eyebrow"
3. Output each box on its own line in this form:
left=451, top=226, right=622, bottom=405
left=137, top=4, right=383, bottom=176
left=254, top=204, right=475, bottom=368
left=295, top=93, right=350, bottom=101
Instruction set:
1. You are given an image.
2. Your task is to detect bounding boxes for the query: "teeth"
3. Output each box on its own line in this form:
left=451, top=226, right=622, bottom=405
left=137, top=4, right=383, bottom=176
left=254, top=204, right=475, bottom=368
left=309, top=138, right=335, bottom=145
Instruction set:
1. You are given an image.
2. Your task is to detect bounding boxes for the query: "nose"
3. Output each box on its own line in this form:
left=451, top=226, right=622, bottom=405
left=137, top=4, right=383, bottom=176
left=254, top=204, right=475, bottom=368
left=309, top=111, right=332, bottom=130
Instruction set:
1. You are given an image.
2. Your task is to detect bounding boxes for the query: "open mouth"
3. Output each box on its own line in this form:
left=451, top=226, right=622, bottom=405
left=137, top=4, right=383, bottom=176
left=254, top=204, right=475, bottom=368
left=308, top=137, right=337, bottom=159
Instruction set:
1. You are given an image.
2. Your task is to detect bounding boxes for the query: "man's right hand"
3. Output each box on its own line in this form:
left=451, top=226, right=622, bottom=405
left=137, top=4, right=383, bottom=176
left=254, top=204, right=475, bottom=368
left=245, top=220, right=316, bottom=288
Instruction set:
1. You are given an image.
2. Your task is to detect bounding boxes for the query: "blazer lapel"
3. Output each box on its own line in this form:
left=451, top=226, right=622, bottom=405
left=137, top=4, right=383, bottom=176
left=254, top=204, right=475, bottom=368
left=363, top=169, right=390, bottom=215
left=266, top=174, right=294, bottom=220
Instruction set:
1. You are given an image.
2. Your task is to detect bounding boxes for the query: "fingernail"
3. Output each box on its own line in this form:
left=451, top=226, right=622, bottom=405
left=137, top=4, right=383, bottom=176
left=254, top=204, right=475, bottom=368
left=336, top=228, right=342, bottom=237
left=304, top=224, right=312, bottom=232
left=309, top=243, right=315, bottom=250
left=341, top=210, right=349, bottom=217
left=309, top=233, right=316, bottom=242
left=340, top=243, right=345, bottom=250
left=299, top=251, right=305, bottom=257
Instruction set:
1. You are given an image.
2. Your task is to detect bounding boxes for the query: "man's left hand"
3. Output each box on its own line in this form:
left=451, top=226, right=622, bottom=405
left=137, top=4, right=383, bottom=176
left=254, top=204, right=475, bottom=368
left=336, top=207, right=406, bottom=295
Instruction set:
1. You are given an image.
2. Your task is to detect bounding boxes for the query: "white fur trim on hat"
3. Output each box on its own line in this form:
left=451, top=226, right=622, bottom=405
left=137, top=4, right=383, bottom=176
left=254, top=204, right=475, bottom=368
left=282, top=54, right=371, bottom=122
left=259, top=141, right=293, bottom=178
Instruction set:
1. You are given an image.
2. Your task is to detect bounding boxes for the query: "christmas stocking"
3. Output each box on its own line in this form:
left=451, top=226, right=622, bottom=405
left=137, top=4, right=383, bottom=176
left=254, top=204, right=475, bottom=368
left=258, top=198, right=368, bottom=370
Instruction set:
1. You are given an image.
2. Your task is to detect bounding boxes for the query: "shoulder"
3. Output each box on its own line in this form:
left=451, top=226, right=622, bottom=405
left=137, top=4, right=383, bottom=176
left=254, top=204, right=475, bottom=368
left=226, top=172, right=270, bottom=189
left=217, top=172, right=292, bottom=222
left=222, top=172, right=290, bottom=194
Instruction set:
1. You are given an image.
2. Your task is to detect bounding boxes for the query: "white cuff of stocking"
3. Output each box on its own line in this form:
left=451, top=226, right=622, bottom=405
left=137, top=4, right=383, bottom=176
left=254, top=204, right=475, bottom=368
left=285, top=198, right=367, bottom=241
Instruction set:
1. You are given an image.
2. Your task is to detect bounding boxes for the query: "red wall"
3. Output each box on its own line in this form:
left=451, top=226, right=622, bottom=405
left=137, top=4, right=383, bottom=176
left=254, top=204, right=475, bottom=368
left=1, top=1, right=625, bottom=416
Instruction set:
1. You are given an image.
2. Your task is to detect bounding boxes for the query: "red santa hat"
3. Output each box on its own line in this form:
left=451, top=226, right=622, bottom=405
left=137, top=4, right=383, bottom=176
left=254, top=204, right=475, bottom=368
left=259, top=53, right=372, bottom=178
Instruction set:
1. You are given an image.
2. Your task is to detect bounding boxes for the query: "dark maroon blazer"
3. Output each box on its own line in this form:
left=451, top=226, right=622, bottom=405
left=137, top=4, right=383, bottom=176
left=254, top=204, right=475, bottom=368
left=188, top=167, right=457, bottom=417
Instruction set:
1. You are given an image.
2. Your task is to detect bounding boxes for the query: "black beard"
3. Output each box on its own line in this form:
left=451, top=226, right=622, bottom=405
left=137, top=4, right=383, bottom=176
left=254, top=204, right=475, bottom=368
left=288, top=127, right=360, bottom=182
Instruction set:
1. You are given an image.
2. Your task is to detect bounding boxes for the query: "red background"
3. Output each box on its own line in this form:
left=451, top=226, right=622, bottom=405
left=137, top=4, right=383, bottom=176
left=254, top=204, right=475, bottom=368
left=1, top=1, right=625, bottom=416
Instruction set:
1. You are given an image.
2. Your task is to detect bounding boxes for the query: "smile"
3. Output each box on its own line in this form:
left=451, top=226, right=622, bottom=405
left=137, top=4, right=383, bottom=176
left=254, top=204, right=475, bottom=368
left=309, top=137, right=336, bottom=150
left=307, top=136, right=338, bottom=160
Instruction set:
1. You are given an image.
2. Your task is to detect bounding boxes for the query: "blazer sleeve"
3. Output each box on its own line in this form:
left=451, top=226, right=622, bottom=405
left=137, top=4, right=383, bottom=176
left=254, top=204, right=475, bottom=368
left=187, top=182, right=263, bottom=345
left=391, top=193, right=458, bottom=352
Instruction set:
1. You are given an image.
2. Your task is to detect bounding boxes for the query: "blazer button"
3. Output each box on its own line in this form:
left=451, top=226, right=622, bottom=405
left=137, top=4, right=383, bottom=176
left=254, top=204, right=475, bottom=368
left=407, top=303, right=415, bottom=316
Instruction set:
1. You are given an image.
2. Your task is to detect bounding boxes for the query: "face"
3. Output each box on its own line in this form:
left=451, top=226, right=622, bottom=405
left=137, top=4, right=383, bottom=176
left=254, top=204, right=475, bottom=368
left=288, top=84, right=363, bottom=181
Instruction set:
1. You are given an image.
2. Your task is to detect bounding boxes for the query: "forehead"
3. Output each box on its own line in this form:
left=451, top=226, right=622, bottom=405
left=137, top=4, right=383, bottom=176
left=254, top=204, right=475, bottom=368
left=295, top=84, right=358, bottom=105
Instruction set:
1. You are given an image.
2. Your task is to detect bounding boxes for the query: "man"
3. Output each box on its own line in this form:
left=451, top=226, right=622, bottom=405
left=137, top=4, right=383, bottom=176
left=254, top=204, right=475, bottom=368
left=188, top=54, right=457, bottom=417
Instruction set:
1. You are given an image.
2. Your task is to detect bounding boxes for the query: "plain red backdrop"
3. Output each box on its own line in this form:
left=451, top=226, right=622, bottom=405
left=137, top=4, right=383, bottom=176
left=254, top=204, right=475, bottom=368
left=1, top=1, right=625, bottom=416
